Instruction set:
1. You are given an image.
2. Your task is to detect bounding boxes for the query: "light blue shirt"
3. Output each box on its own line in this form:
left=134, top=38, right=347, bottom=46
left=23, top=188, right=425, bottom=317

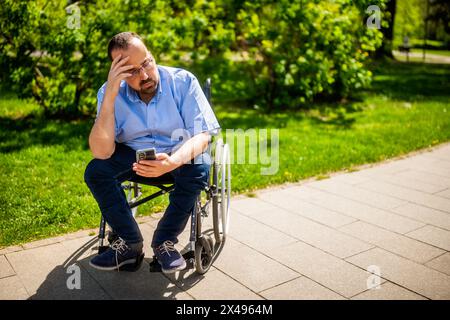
left=96, top=65, right=220, bottom=154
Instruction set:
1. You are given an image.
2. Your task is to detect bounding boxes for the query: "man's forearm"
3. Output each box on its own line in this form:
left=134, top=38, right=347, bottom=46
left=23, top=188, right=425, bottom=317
left=88, top=95, right=116, bottom=159
left=170, top=132, right=210, bottom=167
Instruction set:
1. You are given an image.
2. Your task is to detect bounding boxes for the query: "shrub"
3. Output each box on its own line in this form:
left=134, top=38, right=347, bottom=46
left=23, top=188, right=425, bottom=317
left=0, top=0, right=385, bottom=116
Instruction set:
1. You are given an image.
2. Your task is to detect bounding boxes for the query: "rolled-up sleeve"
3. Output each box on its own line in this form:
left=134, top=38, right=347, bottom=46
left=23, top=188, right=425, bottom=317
left=180, top=74, right=221, bottom=137
left=95, top=82, right=120, bottom=139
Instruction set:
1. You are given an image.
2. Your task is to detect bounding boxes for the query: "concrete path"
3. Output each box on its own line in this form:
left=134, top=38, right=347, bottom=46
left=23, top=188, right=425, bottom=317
left=1, top=143, right=450, bottom=300
left=393, top=50, right=450, bottom=64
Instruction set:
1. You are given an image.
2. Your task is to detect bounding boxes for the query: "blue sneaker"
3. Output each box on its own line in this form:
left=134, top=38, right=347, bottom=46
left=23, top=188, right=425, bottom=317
left=154, top=240, right=186, bottom=274
left=90, top=238, right=144, bottom=271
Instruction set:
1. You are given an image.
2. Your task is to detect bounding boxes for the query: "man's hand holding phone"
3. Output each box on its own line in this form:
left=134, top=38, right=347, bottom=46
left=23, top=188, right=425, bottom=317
left=133, top=148, right=179, bottom=178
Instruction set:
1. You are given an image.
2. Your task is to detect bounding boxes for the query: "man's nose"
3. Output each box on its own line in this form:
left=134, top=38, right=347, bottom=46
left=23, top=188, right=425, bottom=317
left=139, top=68, right=149, bottom=81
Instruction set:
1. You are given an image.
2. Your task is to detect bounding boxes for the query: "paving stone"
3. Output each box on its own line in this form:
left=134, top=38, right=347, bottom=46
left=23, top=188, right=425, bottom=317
left=172, top=268, right=263, bottom=300
left=0, top=246, right=24, bottom=255
left=259, top=276, right=346, bottom=300
left=435, top=188, right=450, bottom=199
left=62, top=234, right=193, bottom=300
left=396, top=170, right=450, bottom=189
left=413, top=160, right=450, bottom=178
left=357, top=180, right=450, bottom=213
left=228, top=211, right=298, bottom=252
left=150, top=212, right=164, bottom=220
left=231, top=197, right=280, bottom=216
left=394, top=157, right=450, bottom=178
left=324, top=172, right=372, bottom=185
left=6, top=242, right=72, bottom=282
left=79, top=258, right=192, bottom=300
left=406, top=225, right=450, bottom=251
left=213, top=238, right=300, bottom=293
left=351, top=281, right=427, bottom=300
left=354, top=161, right=409, bottom=176
left=401, top=154, right=449, bottom=173
left=339, top=221, right=445, bottom=263
left=391, top=203, right=450, bottom=231
left=59, top=236, right=100, bottom=263
left=0, top=275, right=29, bottom=300
left=145, top=217, right=161, bottom=228
left=64, top=230, right=97, bottom=240
left=261, top=193, right=357, bottom=228
left=296, top=187, right=424, bottom=234
left=267, top=241, right=379, bottom=298
left=237, top=206, right=373, bottom=258
left=346, top=247, right=450, bottom=300
left=22, top=238, right=60, bottom=250
left=258, top=186, right=323, bottom=204
left=365, top=172, right=447, bottom=194
left=306, top=179, right=406, bottom=210
left=0, top=255, right=15, bottom=279
left=139, top=223, right=158, bottom=256
left=424, top=147, right=450, bottom=162
left=6, top=242, right=109, bottom=300
left=425, top=253, right=450, bottom=276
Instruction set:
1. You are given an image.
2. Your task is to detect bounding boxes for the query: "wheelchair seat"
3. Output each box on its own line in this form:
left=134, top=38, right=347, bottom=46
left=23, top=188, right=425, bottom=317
left=129, top=172, right=175, bottom=186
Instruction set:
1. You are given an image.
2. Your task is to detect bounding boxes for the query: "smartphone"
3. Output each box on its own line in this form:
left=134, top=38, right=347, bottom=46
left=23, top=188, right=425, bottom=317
left=136, top=147, right=156, bottom=162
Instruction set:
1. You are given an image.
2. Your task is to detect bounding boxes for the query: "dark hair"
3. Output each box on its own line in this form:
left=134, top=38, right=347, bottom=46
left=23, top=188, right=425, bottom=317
left=107, top=32, right=143, bottom=60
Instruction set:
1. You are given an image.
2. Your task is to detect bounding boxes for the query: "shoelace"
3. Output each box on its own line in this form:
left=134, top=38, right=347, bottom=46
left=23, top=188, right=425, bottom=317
left=111, top=237, right=130, bottom=270
left=157, top=240, right=176, bottom=257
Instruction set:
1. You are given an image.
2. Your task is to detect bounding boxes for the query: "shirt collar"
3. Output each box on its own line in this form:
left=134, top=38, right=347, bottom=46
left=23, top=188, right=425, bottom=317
left=125, top=82, right=140, bottom=103
left=125, top=66, right=163, bottom=104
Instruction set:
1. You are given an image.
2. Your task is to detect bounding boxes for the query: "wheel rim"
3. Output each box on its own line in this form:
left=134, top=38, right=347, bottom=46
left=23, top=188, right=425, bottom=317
left=200, top=246, right=211, bottom=267
left=224, top=144, right=231, bottom=234
left=218, top=144, right=231, bottom=239
left=195, top=237, right=213, bottom=274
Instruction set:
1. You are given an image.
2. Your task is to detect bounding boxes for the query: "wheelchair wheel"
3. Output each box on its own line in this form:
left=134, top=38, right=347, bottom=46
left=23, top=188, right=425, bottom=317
left=212, top=139, right=231, bottom=244
left=194, top=235, right=214, bottom=274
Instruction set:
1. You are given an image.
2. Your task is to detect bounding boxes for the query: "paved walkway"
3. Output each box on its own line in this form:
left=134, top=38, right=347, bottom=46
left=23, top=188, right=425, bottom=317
left=1, top=143, right=450, bottom=300
left=393, top=50, right=450, bottom=64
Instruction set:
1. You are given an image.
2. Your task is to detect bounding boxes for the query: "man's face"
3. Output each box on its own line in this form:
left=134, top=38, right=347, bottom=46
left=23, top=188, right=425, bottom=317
left=110, top=38, right=159, bottom=98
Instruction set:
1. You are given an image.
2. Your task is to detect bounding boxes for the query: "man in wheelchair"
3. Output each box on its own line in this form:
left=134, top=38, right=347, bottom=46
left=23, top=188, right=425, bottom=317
left=84, top=32, right=220, bottom=274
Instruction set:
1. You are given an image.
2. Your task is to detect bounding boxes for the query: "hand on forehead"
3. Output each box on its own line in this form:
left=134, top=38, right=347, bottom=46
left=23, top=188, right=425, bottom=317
left=111, top=38, right=149, bottom=67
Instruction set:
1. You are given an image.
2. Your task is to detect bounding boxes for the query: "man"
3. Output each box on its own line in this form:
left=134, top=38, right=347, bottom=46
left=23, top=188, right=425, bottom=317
left=84, top=32, right=220, bottom=274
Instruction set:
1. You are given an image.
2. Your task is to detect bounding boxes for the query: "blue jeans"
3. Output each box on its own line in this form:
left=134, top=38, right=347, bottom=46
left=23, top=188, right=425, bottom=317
left=84, top=143, right=209, bottom=248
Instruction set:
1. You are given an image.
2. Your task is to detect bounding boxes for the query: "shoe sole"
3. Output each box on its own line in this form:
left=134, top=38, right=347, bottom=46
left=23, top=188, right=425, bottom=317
left=160, top=260, right=187, bottom=274
left=89, top=258, right=137, bottom=271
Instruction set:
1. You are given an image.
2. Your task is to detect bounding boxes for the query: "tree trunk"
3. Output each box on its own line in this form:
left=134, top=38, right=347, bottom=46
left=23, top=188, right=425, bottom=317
left=375, top=0, right=397, bottom=59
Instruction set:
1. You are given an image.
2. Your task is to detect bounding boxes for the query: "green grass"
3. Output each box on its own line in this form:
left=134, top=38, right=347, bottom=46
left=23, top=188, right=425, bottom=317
left=1, top=59, right=450, bottom=248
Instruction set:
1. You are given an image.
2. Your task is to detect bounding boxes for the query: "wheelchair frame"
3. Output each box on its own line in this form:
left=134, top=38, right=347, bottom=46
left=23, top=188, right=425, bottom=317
left=97, top=78, right=231, bottom=274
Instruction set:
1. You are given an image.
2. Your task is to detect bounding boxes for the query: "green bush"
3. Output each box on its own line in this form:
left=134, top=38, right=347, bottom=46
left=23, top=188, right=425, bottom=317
left=0, top=0, right=385, bottom=116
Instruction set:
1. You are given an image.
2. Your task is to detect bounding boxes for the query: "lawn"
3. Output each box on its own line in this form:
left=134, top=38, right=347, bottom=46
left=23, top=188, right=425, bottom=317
left=1, top=59, right=449, bottom=248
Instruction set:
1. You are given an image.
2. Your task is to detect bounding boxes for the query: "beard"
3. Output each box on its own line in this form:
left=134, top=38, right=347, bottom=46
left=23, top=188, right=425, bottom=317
left=140, top=79, right=157, bottom=95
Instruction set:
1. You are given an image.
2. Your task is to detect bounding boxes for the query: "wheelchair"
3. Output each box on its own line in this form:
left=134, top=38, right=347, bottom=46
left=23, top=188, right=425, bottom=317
left=97, top=79, right=231, bottom=275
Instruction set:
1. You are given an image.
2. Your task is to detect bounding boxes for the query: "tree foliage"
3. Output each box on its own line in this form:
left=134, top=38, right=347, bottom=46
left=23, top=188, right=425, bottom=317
left=0, top=0, right=385, bottom=116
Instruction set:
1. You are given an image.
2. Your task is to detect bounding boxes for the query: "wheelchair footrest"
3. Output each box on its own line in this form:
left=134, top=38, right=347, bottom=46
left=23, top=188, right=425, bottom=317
left=119, top=252, right=145, bottom=272
left=149, top=250, right=195, bottom=272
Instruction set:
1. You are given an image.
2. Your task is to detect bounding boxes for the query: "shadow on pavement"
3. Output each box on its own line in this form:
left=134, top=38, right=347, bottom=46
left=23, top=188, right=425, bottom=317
left=29, top=237, right=205, bottom=300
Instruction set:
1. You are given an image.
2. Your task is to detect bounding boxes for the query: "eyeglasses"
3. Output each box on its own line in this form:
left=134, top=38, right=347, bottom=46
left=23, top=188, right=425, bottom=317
left=129, top=57, right=154, bottom=78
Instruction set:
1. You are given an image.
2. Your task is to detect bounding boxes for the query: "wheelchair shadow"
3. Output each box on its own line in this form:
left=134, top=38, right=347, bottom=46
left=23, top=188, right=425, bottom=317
left=166, top=228, right=227, bottom=291
left=29, top=237, right=209, bottom=300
